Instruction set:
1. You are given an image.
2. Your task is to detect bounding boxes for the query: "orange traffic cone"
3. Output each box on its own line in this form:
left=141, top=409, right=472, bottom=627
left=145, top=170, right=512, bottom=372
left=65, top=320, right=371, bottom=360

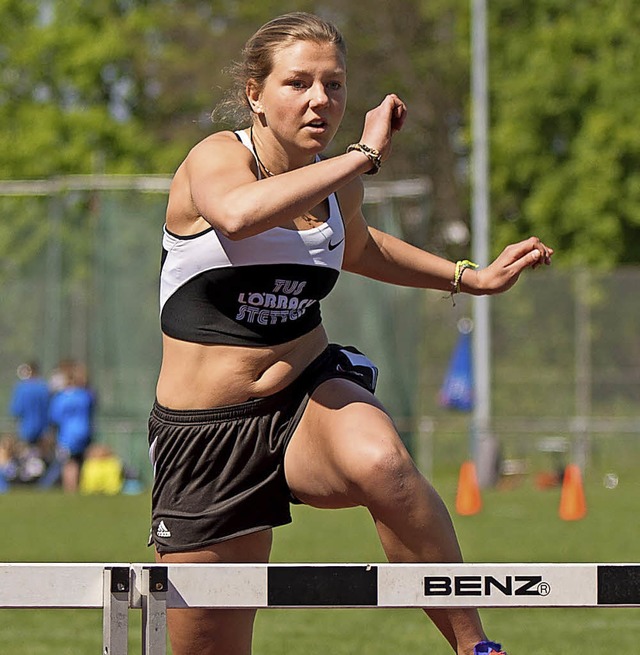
left=559, top=463, right=587, bottom=521
left=456, top=461, right=482, bottom=516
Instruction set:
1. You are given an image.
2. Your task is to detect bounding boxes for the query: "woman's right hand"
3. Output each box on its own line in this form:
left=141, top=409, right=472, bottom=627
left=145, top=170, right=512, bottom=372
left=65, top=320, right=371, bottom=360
left=359, top=94, right=407, bottom=163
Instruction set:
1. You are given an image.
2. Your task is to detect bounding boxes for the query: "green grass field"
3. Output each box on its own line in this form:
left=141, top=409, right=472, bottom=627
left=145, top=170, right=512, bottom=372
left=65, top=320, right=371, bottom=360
left=0, top=468, right=638, bottom=654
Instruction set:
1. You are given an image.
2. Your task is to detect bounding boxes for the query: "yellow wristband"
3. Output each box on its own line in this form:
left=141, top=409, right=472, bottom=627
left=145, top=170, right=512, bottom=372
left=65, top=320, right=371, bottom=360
left=452, top=259, right=479, bottom=294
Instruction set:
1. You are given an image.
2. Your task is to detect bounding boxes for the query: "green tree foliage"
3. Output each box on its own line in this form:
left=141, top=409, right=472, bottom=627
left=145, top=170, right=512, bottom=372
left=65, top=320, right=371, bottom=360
left=0, top=1, right=311, bottom=176
left=489, top=0, right=640, bottom=265
left=0, top=0, right=158, bottom=176
left=2, top=1, right=640, bottom=265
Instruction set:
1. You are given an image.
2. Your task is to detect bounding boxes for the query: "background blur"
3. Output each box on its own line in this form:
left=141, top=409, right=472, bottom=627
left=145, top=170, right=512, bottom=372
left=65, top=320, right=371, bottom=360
left=1, top=0, right=639, bottom=484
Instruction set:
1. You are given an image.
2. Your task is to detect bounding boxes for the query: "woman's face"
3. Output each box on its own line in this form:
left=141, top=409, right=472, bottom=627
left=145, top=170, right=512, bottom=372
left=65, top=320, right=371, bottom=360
left=253, top=40, right=347, bottom=157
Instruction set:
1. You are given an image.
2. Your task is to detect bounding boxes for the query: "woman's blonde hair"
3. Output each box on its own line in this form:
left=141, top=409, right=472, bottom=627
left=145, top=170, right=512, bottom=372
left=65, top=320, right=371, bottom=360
left=213, top=12, right=346, bottom=127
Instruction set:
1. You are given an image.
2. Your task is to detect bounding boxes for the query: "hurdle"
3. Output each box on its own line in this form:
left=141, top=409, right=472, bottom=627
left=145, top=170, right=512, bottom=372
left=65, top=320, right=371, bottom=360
left=0, top=563, right=130, bottom=654
left=1, top=563, right=639, bottom=654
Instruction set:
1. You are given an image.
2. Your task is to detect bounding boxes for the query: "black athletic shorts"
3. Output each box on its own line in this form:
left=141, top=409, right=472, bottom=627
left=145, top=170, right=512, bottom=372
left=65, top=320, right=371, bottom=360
left=148, top=344, right=378, bottom=553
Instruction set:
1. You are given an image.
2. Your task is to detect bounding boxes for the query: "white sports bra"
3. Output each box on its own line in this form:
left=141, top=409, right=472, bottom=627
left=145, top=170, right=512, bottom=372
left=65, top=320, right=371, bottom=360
left=159, top=131, right=346, bottom=346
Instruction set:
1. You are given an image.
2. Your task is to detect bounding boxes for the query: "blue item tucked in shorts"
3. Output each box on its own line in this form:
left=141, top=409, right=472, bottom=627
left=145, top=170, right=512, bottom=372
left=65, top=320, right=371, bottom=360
left=148, top=344, right=378, bottom=553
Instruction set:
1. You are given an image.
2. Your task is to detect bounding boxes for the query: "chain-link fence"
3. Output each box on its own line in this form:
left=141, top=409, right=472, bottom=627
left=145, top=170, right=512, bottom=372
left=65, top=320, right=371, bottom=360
left=1, top=178, right=638, bottom=484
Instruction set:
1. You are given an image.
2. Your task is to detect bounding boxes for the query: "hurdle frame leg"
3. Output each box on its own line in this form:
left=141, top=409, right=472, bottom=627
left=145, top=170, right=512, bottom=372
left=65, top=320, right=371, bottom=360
left=141, top=566, right=168, bottom=655
left=102, top=566, right=130, bottom=655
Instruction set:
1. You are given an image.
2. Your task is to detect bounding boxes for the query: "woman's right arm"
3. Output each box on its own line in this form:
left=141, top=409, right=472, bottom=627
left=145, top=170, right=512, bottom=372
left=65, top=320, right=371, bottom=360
left=181, top=95, right=407, bottom=240
left=184, top=133, right=371, bottom=239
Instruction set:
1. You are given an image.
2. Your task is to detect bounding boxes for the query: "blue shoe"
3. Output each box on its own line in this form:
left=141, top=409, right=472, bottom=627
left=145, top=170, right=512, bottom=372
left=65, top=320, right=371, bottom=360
left=474, top=641, right=507, bottom=655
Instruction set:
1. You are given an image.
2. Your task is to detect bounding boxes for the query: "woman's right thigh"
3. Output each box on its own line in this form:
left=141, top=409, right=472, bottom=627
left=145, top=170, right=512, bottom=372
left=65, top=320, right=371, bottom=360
left=155, top=529, right=273, bottom=655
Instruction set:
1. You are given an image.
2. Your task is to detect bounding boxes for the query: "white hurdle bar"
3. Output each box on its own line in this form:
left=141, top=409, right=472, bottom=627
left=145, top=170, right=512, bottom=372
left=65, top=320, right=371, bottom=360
left=0, top=563, right=130, bottom=654
left=1, top=563, right=639, bottom=655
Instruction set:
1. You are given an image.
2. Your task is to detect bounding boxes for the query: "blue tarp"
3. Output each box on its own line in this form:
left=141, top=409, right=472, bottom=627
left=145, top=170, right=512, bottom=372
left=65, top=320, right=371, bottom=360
left=439, top=331, right=474, bottom=411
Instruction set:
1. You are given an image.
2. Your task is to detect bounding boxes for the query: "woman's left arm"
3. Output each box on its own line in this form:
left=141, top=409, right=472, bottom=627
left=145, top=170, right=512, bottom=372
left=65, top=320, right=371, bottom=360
left=342, top=204, right=553, bottom=296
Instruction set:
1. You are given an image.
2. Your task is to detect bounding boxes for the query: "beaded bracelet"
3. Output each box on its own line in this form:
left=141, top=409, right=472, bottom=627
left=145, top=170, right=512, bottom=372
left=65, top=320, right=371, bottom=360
left=346, top=143, right=382, bottom=175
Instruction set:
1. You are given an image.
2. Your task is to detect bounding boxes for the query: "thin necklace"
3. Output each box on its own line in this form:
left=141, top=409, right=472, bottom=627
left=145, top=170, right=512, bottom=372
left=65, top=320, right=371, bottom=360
left=248, top=127, right=321, bottom=227
left=250, top=126, right=276, bottom=177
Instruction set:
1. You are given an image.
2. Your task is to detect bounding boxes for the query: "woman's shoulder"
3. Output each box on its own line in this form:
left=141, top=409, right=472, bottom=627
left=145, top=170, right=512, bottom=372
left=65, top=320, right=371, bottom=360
left=183, top=129, right=253, bottom=171
left=188, top=129, right=244, bottom=155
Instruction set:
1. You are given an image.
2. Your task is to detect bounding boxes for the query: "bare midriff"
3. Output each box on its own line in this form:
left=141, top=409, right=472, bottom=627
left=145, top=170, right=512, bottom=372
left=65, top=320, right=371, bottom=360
left=155, top=323, right=330, bottom=409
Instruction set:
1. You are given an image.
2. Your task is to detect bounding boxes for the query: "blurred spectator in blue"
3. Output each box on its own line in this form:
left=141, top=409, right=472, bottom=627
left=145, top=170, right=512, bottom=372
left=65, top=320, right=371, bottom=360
left=9, top=361, right=51, bottom=451
left=48, top=358, right=75, bottom=395
left=47, top=362, right=97, bottom=493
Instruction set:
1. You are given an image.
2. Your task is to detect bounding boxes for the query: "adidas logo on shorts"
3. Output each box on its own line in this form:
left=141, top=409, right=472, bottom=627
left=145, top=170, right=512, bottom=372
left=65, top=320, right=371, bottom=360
left=156, top=520, right=171, bottom=538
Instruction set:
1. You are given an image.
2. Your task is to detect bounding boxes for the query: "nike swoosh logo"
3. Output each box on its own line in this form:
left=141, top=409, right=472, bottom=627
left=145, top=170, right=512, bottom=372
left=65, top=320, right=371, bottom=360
left=328, top=237, right=345, bottom=251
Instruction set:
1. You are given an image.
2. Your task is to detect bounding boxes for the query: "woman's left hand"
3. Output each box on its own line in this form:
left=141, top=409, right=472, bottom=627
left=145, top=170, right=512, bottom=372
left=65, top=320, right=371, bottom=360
left=466, top=236, right=554, bottom=295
